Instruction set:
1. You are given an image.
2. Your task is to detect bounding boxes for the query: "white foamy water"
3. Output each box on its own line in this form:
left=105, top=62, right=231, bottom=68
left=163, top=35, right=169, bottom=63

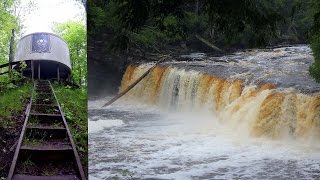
left=89, top=119, right=124, bottom=133
left=89, top=101, right=320, bottom=180
left=89, top=45, right=320, bottom=179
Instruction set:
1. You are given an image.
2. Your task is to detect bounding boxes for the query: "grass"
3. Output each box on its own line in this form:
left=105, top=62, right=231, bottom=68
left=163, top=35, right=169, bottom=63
left=52, top=122, right=63, bottom=128
left=32, top=93, right=56, bottom=105
left=42, top=167, right=57, bottom=176
left=0, top=82, right=33, bottom=128
left=20, top=156, right=35, bottom=173
left=24, top=130, right=47, bottom=145
left=23, top=136, right=44, bottom=146
left=31, top=106, right=59, bottom=114
left=0, top=78, right=87, bottom=176
left=28, top=116, right=40, bottom=126
left=53, top=83, right=88, bottom=175
left=28, top=115, right=64, bottom=128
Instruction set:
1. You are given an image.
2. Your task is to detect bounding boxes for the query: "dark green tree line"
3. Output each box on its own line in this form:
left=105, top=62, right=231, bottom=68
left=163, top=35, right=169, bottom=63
left=88, top=0, right=320, bottom=81
left=88, top=0, right=316, bottom=51
left=309, top=0, right=320, bottom=82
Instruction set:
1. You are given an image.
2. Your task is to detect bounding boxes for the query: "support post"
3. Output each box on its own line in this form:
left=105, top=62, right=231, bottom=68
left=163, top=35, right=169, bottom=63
left=31, top=60, right=34, bottom=81
left=38, top=62, right=41, bottom=80
left=57, top=64, right=60, bottom=83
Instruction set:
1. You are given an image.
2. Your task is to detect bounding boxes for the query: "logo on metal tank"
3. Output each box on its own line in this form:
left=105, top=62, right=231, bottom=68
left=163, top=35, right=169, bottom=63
left=32, top=34, right=50, bottom=53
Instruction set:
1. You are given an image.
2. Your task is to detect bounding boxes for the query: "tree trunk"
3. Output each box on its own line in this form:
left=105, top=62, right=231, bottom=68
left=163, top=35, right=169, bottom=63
left=195, top=34, right=224, bottom=53
left=103, top=56, right=168, bottom=107
left=195, top=0, right=199, bottom=15
left=8, top=29, right=15, bottom=77
left=77, top=49, right=82, bottom=86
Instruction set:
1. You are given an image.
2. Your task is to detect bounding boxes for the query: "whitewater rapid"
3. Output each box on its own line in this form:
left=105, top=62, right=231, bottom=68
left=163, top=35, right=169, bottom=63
left=89, top=45, right=320, bottom=179
left=119, top=63, right=320, bottom=141
left=89, top=100, right=320, bottom=179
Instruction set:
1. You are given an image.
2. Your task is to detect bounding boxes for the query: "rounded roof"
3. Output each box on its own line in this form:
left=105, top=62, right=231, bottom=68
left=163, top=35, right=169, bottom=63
left=14, top=32, right=71, bottom=70
left=19, top=32, right=68, bottom=45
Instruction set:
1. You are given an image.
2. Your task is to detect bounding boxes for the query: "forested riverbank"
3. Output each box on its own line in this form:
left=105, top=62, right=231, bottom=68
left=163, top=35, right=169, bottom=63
left=87, top=0, right=320, bottom=98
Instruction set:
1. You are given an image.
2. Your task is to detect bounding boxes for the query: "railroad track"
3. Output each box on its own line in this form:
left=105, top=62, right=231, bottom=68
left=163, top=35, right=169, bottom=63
left=7, top=80, right=86, bottom=180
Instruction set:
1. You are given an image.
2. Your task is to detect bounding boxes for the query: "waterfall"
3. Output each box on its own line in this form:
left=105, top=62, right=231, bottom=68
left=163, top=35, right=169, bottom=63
left=119, top=64, right=320, bottom=140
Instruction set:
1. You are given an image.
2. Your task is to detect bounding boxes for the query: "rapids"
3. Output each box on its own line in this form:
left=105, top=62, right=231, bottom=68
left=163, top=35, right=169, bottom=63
left=89, top=45, right=320, bottom=179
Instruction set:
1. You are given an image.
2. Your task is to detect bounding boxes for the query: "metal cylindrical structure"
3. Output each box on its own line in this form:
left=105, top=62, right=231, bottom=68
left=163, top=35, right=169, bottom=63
left=13, top=32, right=71, bottom=80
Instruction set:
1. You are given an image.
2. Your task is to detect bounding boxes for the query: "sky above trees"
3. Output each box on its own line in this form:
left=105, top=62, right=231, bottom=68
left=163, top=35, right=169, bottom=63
left=19, top=0, right=85, bottom=36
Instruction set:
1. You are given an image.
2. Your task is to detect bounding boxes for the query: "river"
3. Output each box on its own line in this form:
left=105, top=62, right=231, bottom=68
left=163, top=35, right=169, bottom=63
left=89, top=45, right=320, bottom=179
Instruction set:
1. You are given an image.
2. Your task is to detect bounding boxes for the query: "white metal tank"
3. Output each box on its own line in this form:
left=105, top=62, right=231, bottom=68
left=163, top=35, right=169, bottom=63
left=13, top=32, right=71, bottom=80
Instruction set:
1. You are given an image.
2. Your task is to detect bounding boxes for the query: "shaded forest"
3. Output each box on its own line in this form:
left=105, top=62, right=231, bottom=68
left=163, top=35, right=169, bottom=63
left=88, top=0, right=320, bottom=82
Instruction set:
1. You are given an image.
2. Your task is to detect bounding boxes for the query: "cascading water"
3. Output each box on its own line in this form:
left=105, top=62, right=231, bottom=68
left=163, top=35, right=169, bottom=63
left=89, top=45, right=320, bottom=179
left=120, top=64, right=320, bottom=141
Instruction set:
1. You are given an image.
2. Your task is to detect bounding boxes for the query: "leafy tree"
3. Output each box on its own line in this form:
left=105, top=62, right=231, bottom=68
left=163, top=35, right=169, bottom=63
left=0, top=0, right=26, bottom=92
left=53, top=21, right=87, bottom=87
left=205, top=0, right=280, bottom=46
left=0, top=0, right=20, bottom=65
left=88, top=0, right=286, bottom=52
left=309, top=0, right=320, bottom=82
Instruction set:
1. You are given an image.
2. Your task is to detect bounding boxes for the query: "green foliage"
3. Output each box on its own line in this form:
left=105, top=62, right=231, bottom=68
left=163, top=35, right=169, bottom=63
left=0, top=68, right=27, bottom=92
left=88, top=0, right=122, bottom=35
left=310, top=32, right=320, bottom=61
left=278, top=0, right=313, bottom=42
left=131, top=27, right=165, bottom=47
left=309, top=0, right=320, bottom=82
left=89, top=0, right=284, bottom=51
left=0, top=0, right=25, bottom=91
left=204, top=0, right=282, bottom=47
left=185, top=12, right=208, bottom=35
left=309, top=61, right=320, bottom=82
left=89, top=0, right=317, bottom=51
left=53, top=21, right=87, bottom=87
left=130, top=12, right=207, bottom=48
left=0, top=0, right=21, bottom=65
left=0, top=82, right=32, bottom=128
left=116, top=0, right=150, bottom=32
left=162, top=16, right=185, bottom=41
left=53, top=84, right=88, bottom=170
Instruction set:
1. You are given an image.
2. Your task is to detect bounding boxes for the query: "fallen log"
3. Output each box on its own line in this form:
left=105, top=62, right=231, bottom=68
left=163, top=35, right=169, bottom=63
left=102, top=56, right=168, bottom=107
left=195, top=34, right=224, bottom=53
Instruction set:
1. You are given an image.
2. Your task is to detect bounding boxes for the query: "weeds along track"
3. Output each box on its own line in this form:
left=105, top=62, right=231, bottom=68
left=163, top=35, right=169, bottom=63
left=7, top=80, right=86, bottom=180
